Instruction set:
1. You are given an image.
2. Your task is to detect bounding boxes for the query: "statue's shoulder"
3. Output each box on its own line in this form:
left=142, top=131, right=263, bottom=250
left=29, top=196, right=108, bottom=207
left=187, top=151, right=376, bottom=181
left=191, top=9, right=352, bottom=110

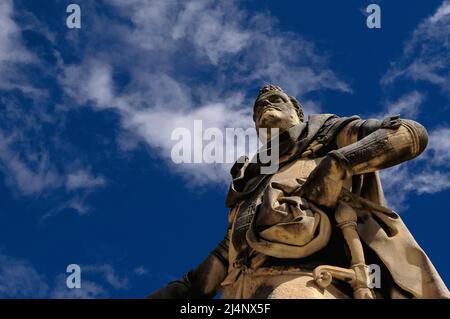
left=308, top=113, right=360, bottom=127
left=307, top=113, right=360, bottom=136
left=302, top=114, right=360, bottom=157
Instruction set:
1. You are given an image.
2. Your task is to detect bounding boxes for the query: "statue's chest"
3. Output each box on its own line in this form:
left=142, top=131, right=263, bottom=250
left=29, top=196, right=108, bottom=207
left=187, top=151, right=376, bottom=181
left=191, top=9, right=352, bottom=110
left=230, top=157, right=326, bottom=255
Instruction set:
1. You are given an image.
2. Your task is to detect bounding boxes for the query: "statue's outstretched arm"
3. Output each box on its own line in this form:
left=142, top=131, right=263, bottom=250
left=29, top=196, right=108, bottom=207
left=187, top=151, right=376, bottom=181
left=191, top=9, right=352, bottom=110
left=146, top=231, right=230, bottom=299
left=300, top=115, right=428, bottom=207
left=334, top=115, right=428, bottom=174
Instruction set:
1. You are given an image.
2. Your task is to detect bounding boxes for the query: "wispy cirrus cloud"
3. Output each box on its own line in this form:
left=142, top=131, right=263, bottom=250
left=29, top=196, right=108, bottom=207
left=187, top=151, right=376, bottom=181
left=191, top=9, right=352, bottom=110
left=2, top=0, right=450, bottom=211
left=0, top=252, right=49, bottom=298
left=0, top=131, right=60, bottom=196
left=0, top=0, right=37, bottom=91
left=376, top=93, right=450, bottom=210
left=65, top=170, right=106, bottom=191
left=82, top=264, right=129, bottom=290
left=368, top=91, right=442, bottom=210
left=381, top=127, right=450, bottom=210
left=0, top=126, right=106, bottom=216
left=50, top=276, right=107, bottom=299
left=0, top=250, right=139, bottom=299
left=375, top=1, right=450, bottom=210
left=370, top=90, right=425, bottom=120
left=382, top=1, right=450, bottom=95
left=0, top=0, right=353, bottom=195
left=50, top=263, right=130, bottom=299
left=57, top=0, right=351, bottom=185
left=0, top=0, right=107, bottom=217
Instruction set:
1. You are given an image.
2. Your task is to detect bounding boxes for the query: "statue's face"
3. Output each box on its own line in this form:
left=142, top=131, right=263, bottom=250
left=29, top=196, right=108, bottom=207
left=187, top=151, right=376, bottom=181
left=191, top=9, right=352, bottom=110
left=253, top=91, right=301, bottom=141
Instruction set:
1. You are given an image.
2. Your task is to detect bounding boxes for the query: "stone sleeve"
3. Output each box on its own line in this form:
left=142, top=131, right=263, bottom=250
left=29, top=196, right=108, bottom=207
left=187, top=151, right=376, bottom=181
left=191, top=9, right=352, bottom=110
left=331, top=118, right=428, bottom=176
left=299, top=117, right=428, bottom=208
left=336, top=115, right=409, bottom=147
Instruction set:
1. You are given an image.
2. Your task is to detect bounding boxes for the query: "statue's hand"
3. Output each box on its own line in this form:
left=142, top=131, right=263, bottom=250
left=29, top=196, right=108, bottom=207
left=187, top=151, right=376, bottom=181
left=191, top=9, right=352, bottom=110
left=298, top=155, right=348, bottom=208
left=146, top=277, right=192, bottom=299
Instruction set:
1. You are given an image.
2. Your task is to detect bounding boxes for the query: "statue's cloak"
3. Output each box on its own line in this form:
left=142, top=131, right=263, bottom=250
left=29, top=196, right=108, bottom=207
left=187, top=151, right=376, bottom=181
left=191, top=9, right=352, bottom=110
left=352, top=171, right=449, bottom=298
left=225, top=114, right=450, bottom=299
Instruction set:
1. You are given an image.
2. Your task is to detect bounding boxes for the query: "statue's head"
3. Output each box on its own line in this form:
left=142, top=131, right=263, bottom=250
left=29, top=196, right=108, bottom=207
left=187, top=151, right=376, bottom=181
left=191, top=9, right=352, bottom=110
left=253, top=84, right=304, bottom=141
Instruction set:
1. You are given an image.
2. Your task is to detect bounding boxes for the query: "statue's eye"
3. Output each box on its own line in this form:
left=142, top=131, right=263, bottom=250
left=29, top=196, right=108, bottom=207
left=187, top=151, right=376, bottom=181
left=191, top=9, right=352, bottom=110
left=269, top=96, right=283, bottom=103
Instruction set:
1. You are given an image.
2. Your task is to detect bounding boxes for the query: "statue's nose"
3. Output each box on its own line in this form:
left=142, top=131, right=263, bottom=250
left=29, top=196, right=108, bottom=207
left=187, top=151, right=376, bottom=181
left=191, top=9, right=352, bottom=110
left=261, top=99, right=272, bottom=107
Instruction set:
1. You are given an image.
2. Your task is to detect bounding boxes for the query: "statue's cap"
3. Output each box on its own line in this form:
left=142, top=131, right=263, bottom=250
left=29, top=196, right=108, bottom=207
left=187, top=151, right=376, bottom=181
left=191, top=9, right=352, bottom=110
left=256, top=84, right=286, bottom=100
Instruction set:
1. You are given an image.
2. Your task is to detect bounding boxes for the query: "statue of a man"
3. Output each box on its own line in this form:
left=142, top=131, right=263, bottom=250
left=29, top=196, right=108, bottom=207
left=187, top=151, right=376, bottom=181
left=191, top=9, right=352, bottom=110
left=148, top=85, right=450, bottom=299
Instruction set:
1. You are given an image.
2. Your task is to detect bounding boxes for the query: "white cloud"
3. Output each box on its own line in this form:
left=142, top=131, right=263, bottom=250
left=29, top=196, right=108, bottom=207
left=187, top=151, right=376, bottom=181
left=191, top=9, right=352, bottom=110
left=430, top=1, right=450, bottom=23
left=121, top=97, right=254, bottom=184
left=65, top=170, right=106, bottom=190
left=61, top=60, right=116, bottom=108
left=0, top=253, right=49, bottom=298
left=426, top=127, right=450, bottom=165
left=369, top=91, right=424, bottom=120
left=0, top=0, right=34, bottom=64
left=382, top=1, right=450, bottom=95
left=133, top=266, right=148, bottom=276
left=0, top=132, right=62, bottom=196
left=381, top=126, right=450, bottom=210
left=51, top=275, right=107, bottom=299
left=0, top=2, right=106, bottom=216
left=376, top=1, right=450, bottom=210
left=58, top=0, right=351, bottom=186
left=0, top=0, right=37, bottom=91
left=50, top=263, right=133, bottom=298
left=0, top=130, right=106, bottom=206
left=0, top=251, right=137, bottom=298
left=82, top=264, right=130, bottom=290
left=2, top=0, right=449, bottom=210
left=170, top=1, right=251, bottom=64
left=385, top=91, right=424, bottom=119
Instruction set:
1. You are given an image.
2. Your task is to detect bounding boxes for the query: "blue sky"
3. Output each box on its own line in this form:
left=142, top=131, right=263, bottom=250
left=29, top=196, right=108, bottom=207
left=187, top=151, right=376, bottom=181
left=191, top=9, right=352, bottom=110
left=0, top=0, right=449, bottom=298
